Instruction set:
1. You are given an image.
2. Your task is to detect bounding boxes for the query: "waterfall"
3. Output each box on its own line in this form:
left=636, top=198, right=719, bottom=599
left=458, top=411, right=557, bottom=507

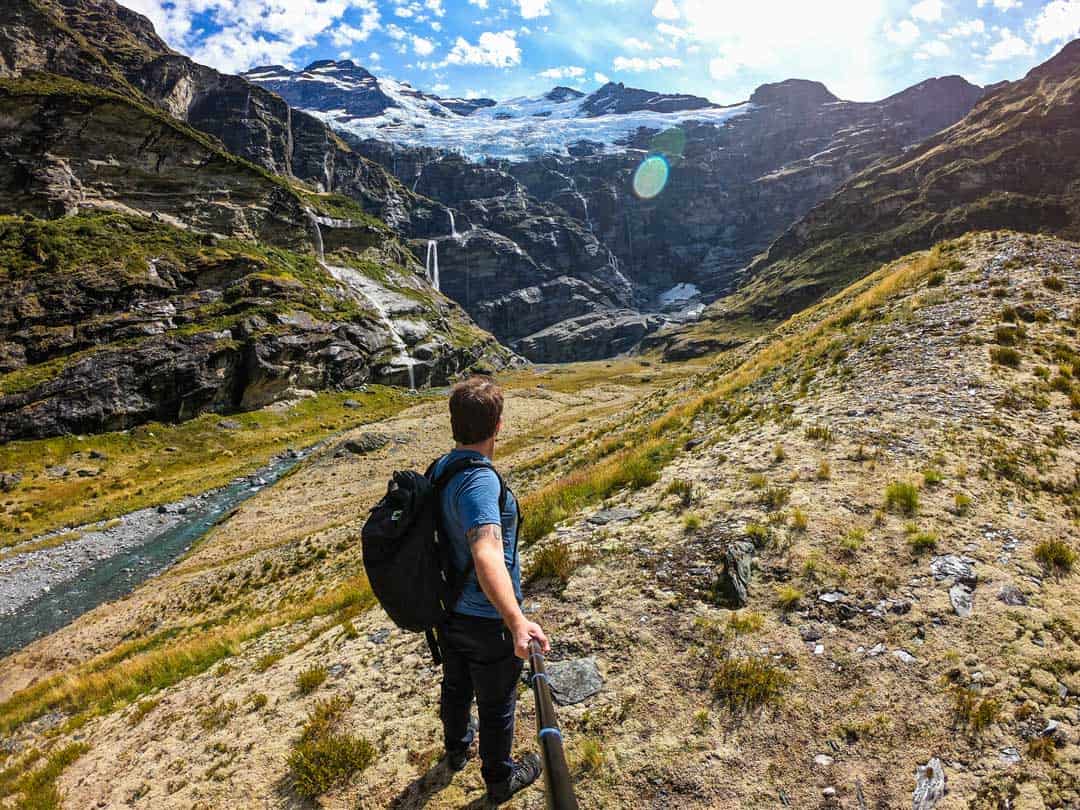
left=304, top=208, right=325, bottom=265
left=305, top=211, right=415, bottom=390
left=448, top=209, right=458, bottom=239
left=579, top=192, right=592, bottom=232
left=412, top=161, right=425, bottom=192
left=425, top=239, right=440, bottom=292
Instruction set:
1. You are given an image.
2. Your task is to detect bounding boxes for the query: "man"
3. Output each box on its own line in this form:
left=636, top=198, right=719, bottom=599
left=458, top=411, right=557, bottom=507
left=431, top=375, right=549, bottom=805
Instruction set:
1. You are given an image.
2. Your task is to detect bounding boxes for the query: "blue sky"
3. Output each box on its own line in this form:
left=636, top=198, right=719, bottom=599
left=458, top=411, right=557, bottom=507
left=122, top=0, right=1080, bottom=102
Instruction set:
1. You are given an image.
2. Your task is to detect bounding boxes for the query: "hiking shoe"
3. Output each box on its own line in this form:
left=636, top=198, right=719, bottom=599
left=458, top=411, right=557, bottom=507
left=446, top=747, right=471, bottom=772
left=486, top=753, right=542, bottom=805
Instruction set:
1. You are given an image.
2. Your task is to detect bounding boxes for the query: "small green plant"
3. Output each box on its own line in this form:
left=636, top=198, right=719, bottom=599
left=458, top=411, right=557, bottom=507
left=990, top=346, right=1021, bottom=368
left=789, top=508, right=808, bottom=532
left=1033, top=539, right=1075, bottom=575
left=683, top=513, right=702, bottom=533
left=573, top=737, right=604, bottom=774
left=994, top=324, right=1025, bottom=346
left=692, top=709, right=711, bottom=734
left=804, top=424, right=833, bottom=443
left=759, top=486, right=790, bottom=510
left=340, top=619, right=359, bottom=640
left=199, top=700, right=238, bottom=731
left=665, top=478, right=695, bottom=508
left=709, top=656, right=791, bottom=714
left=527, top=540, right=576, bottom=584
left=748, top=473, right=768, bottom=490
left=727, top=611, right=764, bottom=636
left=288, top=697, right=376, bottom=798
left=1027, top=735, right=1056, bottom=764
left=297, top=666, right=328, bottom=695
left=953, top=493, right=972, bottom=515
left=745, top=522, right=770, bottom=546
left=922, top=467, right=943, bottom=486
left=951, top=686, right=1001, bottom=737
left=776, top=585, right=803, bottom=612
left=128, top=698, right=161, bottom=727
left=816, top=459, right=831, bottom=480
left=837, top=528, right=865, bottom=558
left=906, top=528, right=939, bottom=555
left=248, top=693, right=269, bottom=712
left=1042, top=275, right=1064, bottom=292
left=884, top=481, right=919, bottom=516
left=773, top=444, right=786, bottom=462
left=255, top=652, right=284, bottom=673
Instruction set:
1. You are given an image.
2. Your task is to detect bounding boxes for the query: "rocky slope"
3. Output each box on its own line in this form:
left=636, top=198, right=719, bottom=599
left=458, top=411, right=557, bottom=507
left=291, top=67, right=983, bottom=359
left=0, top=6, right=511, bottom=440
left=672, top=38, right=1080, bottom=352
left=1, top=233, right=1076, bottom=809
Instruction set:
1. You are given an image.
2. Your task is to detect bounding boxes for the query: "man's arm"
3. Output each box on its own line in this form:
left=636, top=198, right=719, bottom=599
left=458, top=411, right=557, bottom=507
left=468, top=523, right=550, bottom=659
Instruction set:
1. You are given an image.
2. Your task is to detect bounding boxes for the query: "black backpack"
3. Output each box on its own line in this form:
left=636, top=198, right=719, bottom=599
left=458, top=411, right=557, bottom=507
left=361, top=455, right=509, bottom=663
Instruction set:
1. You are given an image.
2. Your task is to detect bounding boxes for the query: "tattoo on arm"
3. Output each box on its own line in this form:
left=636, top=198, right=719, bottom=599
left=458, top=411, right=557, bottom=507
left=467, top=524, right=502, bottom=546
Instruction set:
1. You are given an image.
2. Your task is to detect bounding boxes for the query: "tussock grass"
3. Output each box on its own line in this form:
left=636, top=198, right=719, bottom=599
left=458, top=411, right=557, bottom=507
left=572, top=737, right=605, bottom=775
left=288, top=697, right=376, bottom=798
left=297, top=666, right=328, bottom=695
left=526, top=540, right=577, bottom=585
left=0, top=742, right=88, bottom=809
left=884, top=481, right=919, bottom=516
left=709, top=657, right=791, bottom=714
left=776, top=585, right=804, bottom=612
left=990, top=346, right=1021, bottom=368
left=1034, top=539, right=1076, bottom=575
left=665, top=478, right=695, bottom=508
left=951, top=686, right=1001, bottom=737
left=906, top=527, right=939, bottom=555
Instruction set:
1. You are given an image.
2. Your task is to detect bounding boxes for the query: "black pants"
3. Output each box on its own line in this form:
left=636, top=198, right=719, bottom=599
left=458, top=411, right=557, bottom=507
left=438, top=613, right=523, bottom=786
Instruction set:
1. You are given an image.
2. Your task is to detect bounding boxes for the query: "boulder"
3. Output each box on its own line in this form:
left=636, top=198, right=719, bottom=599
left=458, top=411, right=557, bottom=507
left=544, top=657, right=603, bottom=706
left=913, top=758, right=946, bottom=810
left=714, top=541, right=754, bottom=608
left=340, top=433, right=393, bottom=456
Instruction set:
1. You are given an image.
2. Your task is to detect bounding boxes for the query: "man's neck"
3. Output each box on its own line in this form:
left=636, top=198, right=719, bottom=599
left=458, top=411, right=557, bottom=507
left=455, top=438, right=495, bottom=460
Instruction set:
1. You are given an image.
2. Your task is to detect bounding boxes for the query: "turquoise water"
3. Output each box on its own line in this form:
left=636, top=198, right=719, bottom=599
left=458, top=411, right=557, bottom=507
left=0, top=452, right=303, bottom=657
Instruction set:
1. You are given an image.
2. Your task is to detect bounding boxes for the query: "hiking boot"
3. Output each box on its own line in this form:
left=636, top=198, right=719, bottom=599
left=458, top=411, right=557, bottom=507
left=446, top=746, right=471, bottom=772
left=485, top=753, right=542, bottom=805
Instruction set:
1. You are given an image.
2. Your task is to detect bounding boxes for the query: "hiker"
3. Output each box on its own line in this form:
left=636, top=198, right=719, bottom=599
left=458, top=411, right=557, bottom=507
left=432, top=375, right=549, bottom=804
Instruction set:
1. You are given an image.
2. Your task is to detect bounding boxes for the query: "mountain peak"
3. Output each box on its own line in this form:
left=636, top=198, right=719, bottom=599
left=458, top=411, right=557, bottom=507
left=579, top=81, right=715, bottom=117
left=545, top=86, right=586, bottom=103
left=749, top=79, right=839, bottom=108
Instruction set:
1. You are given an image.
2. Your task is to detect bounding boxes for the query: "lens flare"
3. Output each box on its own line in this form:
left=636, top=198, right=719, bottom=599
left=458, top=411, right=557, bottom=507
left=632, top=155, right=669, bottom=199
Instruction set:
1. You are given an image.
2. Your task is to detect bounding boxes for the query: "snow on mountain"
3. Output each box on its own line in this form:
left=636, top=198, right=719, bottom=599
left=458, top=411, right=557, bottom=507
left=244, top=61, right=750, bottom=161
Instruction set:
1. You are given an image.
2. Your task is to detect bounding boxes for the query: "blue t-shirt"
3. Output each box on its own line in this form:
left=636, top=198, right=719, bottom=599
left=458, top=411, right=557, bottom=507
left=432, top=449, right=521, bottom=619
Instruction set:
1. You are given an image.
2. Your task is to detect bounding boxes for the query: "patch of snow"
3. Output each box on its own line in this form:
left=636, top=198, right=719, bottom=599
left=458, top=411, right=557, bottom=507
left=658, top=283, right=700, bottom=305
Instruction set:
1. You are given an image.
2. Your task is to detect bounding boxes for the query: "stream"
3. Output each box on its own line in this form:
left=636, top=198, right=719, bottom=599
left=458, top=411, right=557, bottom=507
left=0, top=448, right=310, bottom=657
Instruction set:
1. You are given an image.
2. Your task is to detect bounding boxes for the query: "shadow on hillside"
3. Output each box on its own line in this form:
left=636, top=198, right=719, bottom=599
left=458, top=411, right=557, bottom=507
left=388, top=759, right=459, bottom=809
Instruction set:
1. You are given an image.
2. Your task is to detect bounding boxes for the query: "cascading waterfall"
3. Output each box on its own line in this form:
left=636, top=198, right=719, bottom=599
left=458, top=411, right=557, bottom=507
left=579, top=192, right=592, bottom=232
left=448, top=209, right=458, bottom=239
left=305, top=208, right=416, bottom=389
left=425, top=239, right=440, bottom=292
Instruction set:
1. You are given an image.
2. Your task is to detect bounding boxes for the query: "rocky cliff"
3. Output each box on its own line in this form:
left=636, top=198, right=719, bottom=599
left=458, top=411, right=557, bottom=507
left=673, top=39, right=1080, bottom=349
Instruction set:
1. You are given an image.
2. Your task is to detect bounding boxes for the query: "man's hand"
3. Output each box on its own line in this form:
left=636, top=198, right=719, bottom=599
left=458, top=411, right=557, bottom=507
left=509, top=617, right=549, bottom=660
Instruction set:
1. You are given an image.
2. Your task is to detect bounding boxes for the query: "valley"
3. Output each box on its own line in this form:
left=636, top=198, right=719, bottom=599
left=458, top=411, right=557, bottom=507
left=0, top=0, right=1077, bottom=807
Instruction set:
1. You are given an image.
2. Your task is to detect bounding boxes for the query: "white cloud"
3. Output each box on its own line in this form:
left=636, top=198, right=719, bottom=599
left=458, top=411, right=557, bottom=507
left=985, top=27, right=1034, bottom=60
left=708, top=56, right=738, bottom=79
left=330, top=9, right=381, bottom=48
left=467, top=0, right=488, bottom=7
left=657, top=22, right=689, bottom=39
left=432, top=81, right=450, bottom=92
left=652, top=0, right=680, bottom=20
left=516, top=0, right=550, bottom=18
left=412, top=35, right=435, bottom=56
left=385, top=23, right=408, bottom=40
left=943, top=19, right=986, bottom=38
left=885, top=19, right=921, bottom=46
left=612, top=55, right=682, bottom=71
left=910, top=0, right=945, bottom=22
left=623, top=36, right=654, bottom=51
left=538, top=65, right=586, bottom=79
left=1030, top=0, right=1080, bottom=44
left=425, top=0, right=445, bottom=15
left=594, top=71, right=610, bottom=84
left=395, top=5, right=414, bottom=17
left=444, top=30, right=521, bottom=67
left=915, top=39, right=950, bottom=59
left=978, top=0, right=1022, bottom=9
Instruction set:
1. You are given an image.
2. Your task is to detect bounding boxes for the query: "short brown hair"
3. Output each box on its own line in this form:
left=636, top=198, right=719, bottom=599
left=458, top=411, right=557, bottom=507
left=449, top=375, right=503, bottom=444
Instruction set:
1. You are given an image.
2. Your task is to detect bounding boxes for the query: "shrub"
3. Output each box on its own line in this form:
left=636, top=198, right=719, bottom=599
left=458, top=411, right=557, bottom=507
left=288, top=698, right=376, bottom=798
left=340, top=620, right=358, bottom=640
left=248, top=693, right=269, bottom=712
left=906, top=529, right=939, bottom=555
left=789, top=508, right=808, bottom=532
left=922, top=467, right=943, bottom=486
left=837, top=528, right=865, bottom=558
left=884, top=481, right=919, bottom=516
left=748, top=473, right=768, bottom=490
left=776, top=585, right=803, bottom=612
left=1033, top=539, right=1075, bottom=575
left=297, top=666, right=328, bottom=695
left=683, top=513, right=702, bottom=533
left=804, top=424, right=833, bottom=443
left=1027, top=736, right=1056, bottom=764
left=990, top=346, right=1021, bottom=368
left=709, top=657, right=791, bottom=714
left=527, top=540, right=577, bottom=584
left=759, top=486, right=790, bottom=510
left=951, top=686, right=1001, bottom=737
left=994, top=324, right=1025, bottom=346
left=745, top=522, right=770, bottom=546
left=665, top=478, right=695, bottom=508
left=727, top=611, right=764, bottom=636
left=816, top=460, right=831, bottom=480
left=256, top=652, right=284, bottom=673
left=573, top=737, right=604, bottom=774
left=773, top=444, right=786, bottom=462
left=1043, top=275, right=1064, bottom=292
left=953, top=493, right=972, bottom=516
